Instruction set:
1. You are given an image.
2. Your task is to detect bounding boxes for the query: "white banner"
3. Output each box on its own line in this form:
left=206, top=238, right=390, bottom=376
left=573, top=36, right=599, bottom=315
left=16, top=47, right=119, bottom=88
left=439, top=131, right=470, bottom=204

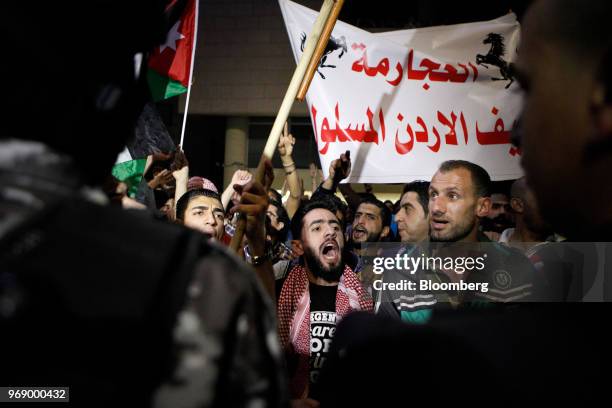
left=279, top=0, right=523, bottom=182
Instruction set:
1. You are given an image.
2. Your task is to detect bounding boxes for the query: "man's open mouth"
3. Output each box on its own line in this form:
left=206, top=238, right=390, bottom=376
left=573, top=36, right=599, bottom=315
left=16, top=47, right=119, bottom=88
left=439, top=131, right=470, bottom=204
left=321, top=241, right=339, bottom=261
left=431, top=219, right=449, bottom=230
left=353, top=226, right=367, bottom=239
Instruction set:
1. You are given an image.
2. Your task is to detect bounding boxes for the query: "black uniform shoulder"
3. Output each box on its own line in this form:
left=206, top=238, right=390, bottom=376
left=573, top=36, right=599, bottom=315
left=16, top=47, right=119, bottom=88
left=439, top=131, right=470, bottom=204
left=8, top=196, right=204, bottom=319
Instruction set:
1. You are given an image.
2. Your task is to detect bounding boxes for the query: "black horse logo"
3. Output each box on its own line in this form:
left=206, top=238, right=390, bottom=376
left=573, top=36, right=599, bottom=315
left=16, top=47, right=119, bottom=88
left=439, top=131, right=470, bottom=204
left=476, top=33, right=514, bottom=88
left=300, top=32, right=347, bottom=79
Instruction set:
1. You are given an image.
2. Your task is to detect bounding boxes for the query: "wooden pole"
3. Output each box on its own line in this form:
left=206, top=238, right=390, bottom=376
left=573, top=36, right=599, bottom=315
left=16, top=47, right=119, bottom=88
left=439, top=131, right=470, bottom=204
left=229, top=0, right=338, bottom=252
left=296, top=0, right=345, bottom=102
left=261, top=0, right=336, bottom=161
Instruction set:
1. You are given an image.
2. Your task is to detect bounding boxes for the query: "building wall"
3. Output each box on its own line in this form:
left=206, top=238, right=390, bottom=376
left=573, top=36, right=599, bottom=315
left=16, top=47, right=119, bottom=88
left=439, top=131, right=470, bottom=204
left=180, top=0, right=404, bottom=200
left=185, top=0, right=320, bottom=117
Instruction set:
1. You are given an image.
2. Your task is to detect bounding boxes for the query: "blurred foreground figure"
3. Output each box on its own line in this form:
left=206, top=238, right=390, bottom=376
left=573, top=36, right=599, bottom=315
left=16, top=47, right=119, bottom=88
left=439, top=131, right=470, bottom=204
left=514, top=0, right=612, bottom=240
left=319, top=1, right=612, bottom=405
left=514, top=0, right=612, bottom=298
left=0, top=2, right=286, bottom=407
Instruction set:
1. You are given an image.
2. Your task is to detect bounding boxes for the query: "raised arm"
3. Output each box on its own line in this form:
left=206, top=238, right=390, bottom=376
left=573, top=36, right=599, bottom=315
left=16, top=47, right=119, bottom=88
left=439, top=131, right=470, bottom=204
left=278, top=122, right=302, bottom=218
left=229, top=160, right=276, bottom=300
left=221, top=169, right=252, bottom=210
left=313, top=150, right=351, bottom=201
left=171, top=148, right=189, bottom=221
left=338, top=183, right=361, bottom=212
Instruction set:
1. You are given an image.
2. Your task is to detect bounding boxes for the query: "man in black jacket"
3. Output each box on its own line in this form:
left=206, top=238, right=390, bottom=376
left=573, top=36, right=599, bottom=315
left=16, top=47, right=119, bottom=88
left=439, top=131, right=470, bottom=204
left=0, top=2, right=286, bottom=406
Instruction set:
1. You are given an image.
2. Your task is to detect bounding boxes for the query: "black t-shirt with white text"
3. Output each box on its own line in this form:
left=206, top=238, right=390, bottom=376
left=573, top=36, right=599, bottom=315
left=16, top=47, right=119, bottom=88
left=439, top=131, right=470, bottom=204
left=309, top=283, right=337, bottom=400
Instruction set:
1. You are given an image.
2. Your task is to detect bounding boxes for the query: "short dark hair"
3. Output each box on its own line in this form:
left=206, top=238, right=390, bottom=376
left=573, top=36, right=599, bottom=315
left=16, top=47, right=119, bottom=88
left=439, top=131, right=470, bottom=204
left=330, top=195, right=347, bottom=223
left=291, top=196, right=339, bottom=241
left=269, top=199, right=290, bottom=242
left=154, top=188, right=172, bottom=209
left=175, top=188, right=223, bottom=221
left=356, top=196, right=391, bottom=227
left=437, top=160, right=491, bottom=198
left=268, top=189, right=283, bottom=202
left=401, top=181, right=430, bottom=215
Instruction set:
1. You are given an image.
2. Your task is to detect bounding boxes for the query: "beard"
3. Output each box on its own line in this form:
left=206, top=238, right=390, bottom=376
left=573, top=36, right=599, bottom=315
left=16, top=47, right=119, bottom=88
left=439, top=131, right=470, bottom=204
left=303, top=245, right=344, bottom=283
left=364, top=230, right=382, bottom=243
left=351, top=226, right=382, bottom=247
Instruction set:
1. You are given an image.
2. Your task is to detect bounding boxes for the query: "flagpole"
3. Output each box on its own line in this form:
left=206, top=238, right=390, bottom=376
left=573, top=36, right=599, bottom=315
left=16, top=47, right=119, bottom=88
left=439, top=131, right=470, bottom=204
left=260, top=0, right=337, bottom=161
left=229, top=0, right=343, bottom=252
left=179, top=0, right=199, bottom=148
left=296, top=0, right=345, bottom=101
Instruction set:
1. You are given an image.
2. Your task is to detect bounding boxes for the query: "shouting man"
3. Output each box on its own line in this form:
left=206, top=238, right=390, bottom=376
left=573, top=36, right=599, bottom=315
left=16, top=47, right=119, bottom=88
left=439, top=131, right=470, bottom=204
left=277, top=197, right=373, bottom=403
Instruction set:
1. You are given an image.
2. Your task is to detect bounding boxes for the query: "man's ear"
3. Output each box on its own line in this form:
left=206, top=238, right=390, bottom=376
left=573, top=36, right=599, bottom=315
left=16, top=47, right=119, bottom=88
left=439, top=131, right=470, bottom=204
left=510, top=197, right=524, bottom=214
left=277, top=221, right=285, bottom=232
left=476, top=196, right=491, bottom=218
left=292, top=240, right=304, bottom=256
left=381, top=225, right=390, bottom=239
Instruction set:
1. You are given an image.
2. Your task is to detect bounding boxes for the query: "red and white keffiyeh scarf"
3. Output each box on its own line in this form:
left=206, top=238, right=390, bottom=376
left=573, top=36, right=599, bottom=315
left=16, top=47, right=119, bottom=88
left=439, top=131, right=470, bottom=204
left=277, top=264, right=373, bottom=398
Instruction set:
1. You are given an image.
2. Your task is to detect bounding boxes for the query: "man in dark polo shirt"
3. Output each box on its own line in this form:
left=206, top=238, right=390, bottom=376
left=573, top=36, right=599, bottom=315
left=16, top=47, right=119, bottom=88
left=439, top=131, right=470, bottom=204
left=376, top=160, right=537, bottom=323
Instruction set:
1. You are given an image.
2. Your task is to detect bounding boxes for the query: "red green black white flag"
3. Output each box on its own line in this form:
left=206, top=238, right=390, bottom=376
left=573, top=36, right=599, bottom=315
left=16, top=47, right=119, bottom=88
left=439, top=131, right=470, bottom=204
left=147, top=0, right=199, bottom=101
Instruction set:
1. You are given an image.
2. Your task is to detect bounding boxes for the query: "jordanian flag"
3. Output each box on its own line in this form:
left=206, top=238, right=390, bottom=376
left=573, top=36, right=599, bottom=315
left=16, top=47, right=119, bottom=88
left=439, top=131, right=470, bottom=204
left=112, top=155, right=148, bottom=198
left=112, top=102, right=176, bottom=197
left=147, top=0, right=198, bottom=101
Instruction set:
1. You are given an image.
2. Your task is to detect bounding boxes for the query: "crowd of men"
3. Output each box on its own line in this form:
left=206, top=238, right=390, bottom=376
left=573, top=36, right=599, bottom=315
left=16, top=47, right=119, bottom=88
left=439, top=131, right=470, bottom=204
left=1, top=0, right=611, bottom=406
